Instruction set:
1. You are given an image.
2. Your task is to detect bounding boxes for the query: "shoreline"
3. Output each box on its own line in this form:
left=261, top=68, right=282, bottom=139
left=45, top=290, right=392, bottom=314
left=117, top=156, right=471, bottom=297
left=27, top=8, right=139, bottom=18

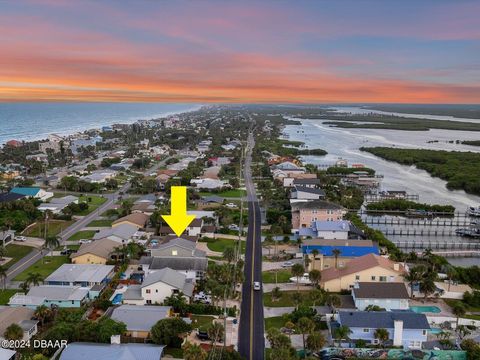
left=0, top=103, right=203, bottom=145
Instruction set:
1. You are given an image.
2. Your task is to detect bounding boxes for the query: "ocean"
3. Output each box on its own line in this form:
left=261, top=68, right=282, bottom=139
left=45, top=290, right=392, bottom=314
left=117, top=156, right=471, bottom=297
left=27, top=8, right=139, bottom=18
left=0, top=102, right=201, bottom=144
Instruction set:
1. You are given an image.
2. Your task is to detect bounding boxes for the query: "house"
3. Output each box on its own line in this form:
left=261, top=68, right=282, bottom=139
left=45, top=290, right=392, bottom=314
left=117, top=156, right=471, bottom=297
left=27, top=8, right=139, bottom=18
left=70, top=136, right=102, bottom=155
left=60, top=343, right=165, bottom=360
left=112, top=213, right=150, bottom=229
left=187, top=218, right=203, bottom=236
left=9, top=285, right=89, bottom=308
left=336, top=310, right=430, bottom=349
left=282, top=173, right=317, bottom=187
left=302, top=239, right=379, bottom=270
left=38, top=195, right=79, bottom=214
left=208, top=157, right=231, bottom=166
left=274, top=161, right=305, bottom=172
left=6, top=140, right=22, bottom=148
left=352, top=282, right=410, bottom=311
left=292, top=178, right=321, bottom=188
left=81, top=170, right=116, bottom=183
left=0, top=306, right=38, bottom=341
left=93, top=224, right=138, bottom=244
left=71, top=239, right=120, bottom=264
left=291, top=201, right=345, bottom=232
left=110, top=305, right=171, bottom=338
left=45, top=264, right=114, bottom=288
left=0, top=192, right=25, bottom=203
left=191, top=177, right=228, bottom=190
left=132, top=196, right=157, bottom=215
left=0, top=347, right=15, bottom=360
left=299, top=220, right=356, bottom=240
left=291, top=186, right=325, bottom=201
left=10, top=187, right=53, bottom=201
left=320, top=253, right=406, bottom=292
left=123, top=268, right=194, bottom=305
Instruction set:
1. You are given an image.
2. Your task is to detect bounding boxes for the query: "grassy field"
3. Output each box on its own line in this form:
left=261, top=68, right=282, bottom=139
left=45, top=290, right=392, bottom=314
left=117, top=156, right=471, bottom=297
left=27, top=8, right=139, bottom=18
left=262, top=270, right=292, bottom=283
left=77, top=195, right=107, bottom=215
left=4, top=244, right=34, bottom=269
left=263, top=290, right=313, bottom=307
left=204, top=238, right=246, bottom=254
left=199, top=189, right=246, bottom=198
left=67, top=230, right=96, bottom=242
left=14, top=256, right=69, bottom=281
left=0, top=289, right=20, bottom=305
left=163, top=348, right=183, bottom=358
left=191, top=315, right=215, bottom=331
left=24, top=220, right=74, bottom=238
left=264, top=316, right=287, bottom=330
left=86, top=219, right=113, bottom=227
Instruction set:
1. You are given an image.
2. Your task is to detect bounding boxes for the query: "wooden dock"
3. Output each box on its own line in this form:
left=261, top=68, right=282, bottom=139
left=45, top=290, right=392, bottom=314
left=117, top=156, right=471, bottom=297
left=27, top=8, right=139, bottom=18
left=361, top=217, right=473, bottom=227
left=394, top=241, right=480, bottom=251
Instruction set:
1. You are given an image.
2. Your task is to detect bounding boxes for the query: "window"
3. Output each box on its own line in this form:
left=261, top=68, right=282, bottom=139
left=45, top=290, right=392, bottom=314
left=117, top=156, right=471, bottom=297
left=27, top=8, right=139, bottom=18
left=372, top=339, right=379, bottom=345
left=363, top=328, right=369, bottom=333
left=355, top=275, right=360, bottom=280
left=371, top=276, right=376, bottom=281
left=379, top=276, right=387, bottom=282
left=156, top=289, right=158, bottom=293
left=146, top=289, right=151, bottom=294
left=422, top=330, right=427, bottom=336
left=146, top=300, right=152, bottom=304
left=172, top=250, right=178, bottom=256
left=72, top=300, right=75, bottom=304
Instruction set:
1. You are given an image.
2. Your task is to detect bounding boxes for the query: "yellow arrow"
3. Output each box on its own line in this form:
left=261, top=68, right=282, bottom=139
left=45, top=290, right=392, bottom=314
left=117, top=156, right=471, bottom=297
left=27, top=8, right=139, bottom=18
left=161, top=186, right=196, bottom=237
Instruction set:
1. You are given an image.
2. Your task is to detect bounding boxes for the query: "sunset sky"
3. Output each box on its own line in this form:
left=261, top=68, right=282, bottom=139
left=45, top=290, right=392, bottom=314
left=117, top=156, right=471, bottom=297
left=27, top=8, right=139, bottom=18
left=0, top=0, right=479, bottom=103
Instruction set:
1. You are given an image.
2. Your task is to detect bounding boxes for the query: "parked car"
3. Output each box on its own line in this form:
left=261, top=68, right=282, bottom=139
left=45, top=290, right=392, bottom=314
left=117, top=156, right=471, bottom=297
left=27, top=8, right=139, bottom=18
left=225, top=203, right=238, bottom=208
left=228, top=224, right=240, bottom=231
left=60, top=249, right=76, bottom=256
left=196, top=330, right=209, bottom=341
left=253, top=281, right=261, bottom=291
left=282, top=261, right=294, bottom=268
left=194, top=292, right=212, bottom=304
left=15, top=236, right=27, bottom=242
left=78, top=239, right=92, bottom=244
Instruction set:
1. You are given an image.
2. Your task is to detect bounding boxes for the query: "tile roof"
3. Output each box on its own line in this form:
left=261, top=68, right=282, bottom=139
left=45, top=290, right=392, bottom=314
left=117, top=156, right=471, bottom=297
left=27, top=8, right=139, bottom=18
left=0, top=306, right=35, bottom=336
left=320, top=253, right=405, bottom=283
left=113, top=213, right=150, bottom=228
left=71, top=239, right=119, bottom=260
left=353, top=282, right=409, bottom=299
left=338, top=310, right=430, bottom=330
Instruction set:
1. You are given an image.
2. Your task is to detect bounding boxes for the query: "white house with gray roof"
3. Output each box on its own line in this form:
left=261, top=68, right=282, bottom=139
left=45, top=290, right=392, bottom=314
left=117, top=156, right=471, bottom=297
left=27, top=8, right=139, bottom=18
left=93, top=223, right=138, bottom=244
left=9, top=285, right=89, bottom=309
left=45, top=264, right=114, bottom=288
left=123, top=267, right=194, bottom=305
left=60, top=343, right=164, bottom=360
left=110, top=305, right=171, bottom=338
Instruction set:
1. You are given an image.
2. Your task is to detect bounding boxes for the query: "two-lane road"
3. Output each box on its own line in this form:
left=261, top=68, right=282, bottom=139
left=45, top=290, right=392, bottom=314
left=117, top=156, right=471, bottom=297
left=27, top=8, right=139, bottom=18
left=238, top=132, right=265, bottom=360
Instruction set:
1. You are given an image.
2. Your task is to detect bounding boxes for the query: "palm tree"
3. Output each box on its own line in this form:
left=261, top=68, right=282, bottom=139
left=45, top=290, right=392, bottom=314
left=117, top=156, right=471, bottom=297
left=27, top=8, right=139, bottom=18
left=374, top=328, right=389, bottom=348
left=297, top=317, right=315, bottom=356
left=308, top=269, right=321, bottom=288
left=291, top=291, right=303, bottom=309
left=271, top=286, right=282, bottom=303
left=26, top=272, right=43, bottom=287
left=4, top=323, right=23, bottom=340
left=207, top=322, right=224, bottom=346
left=45, top=236, right=60, bottom=258
left=306, top=331, right=326, bottom=354
left=309, top=288, right=324, bottom=307
left=326, top=294, right=341, bottom=313
left=453, top=303, right=466, bottom=328
left=333, top=325, right=351, bottom=347
left=223, top=247, right=235, bottom=263
left=446, top=266, right=457, bottom=292
left=19, top=282, right=30, bottom=293
left=0, top=246, right=6, bottom=262
left=34, top=305, right=51, bottom=327
left=291, top=263, right=305, bottom=292
left=284, top=321, right=295, bottom=340
left=420, top=274, right=437, bottom=300
left=311, top=249, right=319, bottom=270
left=332, top=248, right=341, bottom=269
left=0, top=265, right=7, bottom=291
left=182, top=341, right=207, bottom=360
left=403, top=265, right=426, bottom=298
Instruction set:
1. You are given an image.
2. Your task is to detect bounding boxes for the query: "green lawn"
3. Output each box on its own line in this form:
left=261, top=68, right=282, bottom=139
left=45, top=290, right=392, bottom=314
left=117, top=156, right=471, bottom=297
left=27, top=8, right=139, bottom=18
left=163, top=348, right=183, bottom=358
left=67, top=230, right=96, bottom=242
left=13, top=256, right=69, bottom=281
left=204, top=238, right=245, bottom=254
left=263, top=290, right=313, bottom=307
left=0, top=289, right=20, bottom=305
left=4, top=244, right=35, bottom=269
left=191, top=315, right=215, bottom=331
left=444, top=299, right=480, bottom=313
left=265, top=316, right=287, bottom=330
left=262, top=270, right=292, bottom=284
left=199, top=189, right=246, bottom=198
left=86, top=219, right=113, bottom=227
left=55, top=244, right=80, bottom=251
left=24, top=220, right=74, bottom=238
left=77, top=195, right=107, bottom=215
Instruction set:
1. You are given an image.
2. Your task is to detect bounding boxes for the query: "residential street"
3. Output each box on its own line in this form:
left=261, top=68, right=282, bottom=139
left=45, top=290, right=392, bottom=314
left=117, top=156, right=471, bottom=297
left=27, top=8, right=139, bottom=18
left=238, top=131, right=265, bottom=360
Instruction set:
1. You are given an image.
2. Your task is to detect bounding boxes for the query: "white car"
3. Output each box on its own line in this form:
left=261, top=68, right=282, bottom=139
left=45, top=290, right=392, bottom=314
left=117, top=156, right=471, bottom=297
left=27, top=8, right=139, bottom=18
left=228, top=224, right=240, bottom=231
left=78, top=239, right=92, bottom=244
left=253, top=282, right=261, bottom=291
left=289, top=273, right=312, bottom=285
left=15, top=236, right=27, bottom=242
left=225, top=203, right=238, bottom=208
left=282, top=261, right=294, bottom=268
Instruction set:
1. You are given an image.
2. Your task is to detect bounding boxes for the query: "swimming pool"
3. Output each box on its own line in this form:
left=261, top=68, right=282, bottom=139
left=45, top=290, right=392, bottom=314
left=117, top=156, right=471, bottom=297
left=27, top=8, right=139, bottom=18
left=112, top=293, right=123, bottom=305
left=409, top=305, right=441, bottom=313
left=429, top=328, right=443, bottom=334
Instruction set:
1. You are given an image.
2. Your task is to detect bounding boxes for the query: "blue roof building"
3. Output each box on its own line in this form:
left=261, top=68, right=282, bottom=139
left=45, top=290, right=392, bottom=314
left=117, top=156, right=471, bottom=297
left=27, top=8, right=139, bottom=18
left=60, top=343, right=165, bottom=360
left=10, top=187, right=41, bottom=197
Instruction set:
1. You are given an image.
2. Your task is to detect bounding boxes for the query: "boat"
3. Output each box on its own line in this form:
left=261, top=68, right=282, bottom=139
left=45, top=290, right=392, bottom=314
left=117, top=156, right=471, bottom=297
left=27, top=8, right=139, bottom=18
left=455, top=228, right=480, bottom=238
left=405, top=209, right=434, bottom=218
left=467, top=206, right=480, bottom=217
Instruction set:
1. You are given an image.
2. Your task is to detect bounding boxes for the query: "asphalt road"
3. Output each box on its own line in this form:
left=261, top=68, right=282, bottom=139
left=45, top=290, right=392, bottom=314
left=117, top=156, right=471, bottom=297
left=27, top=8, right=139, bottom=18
left=5, top=156, right=171, bottom=284
left=238, top=132, right=265, bottom=360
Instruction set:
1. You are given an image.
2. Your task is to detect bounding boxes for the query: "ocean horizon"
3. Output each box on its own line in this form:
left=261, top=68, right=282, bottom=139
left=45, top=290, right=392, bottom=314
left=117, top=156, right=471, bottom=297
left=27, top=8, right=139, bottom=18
left=0, top=102, right=202, bottom=144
